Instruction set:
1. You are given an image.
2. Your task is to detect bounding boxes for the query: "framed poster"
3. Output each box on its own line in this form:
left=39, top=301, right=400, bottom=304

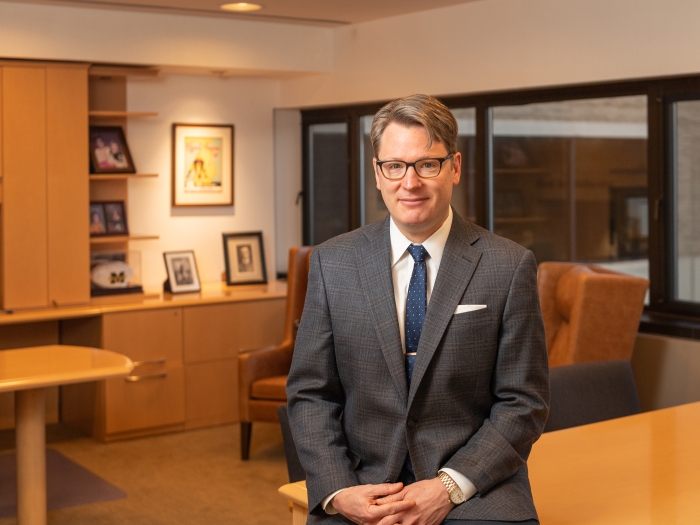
left=163, top=250, right=201, bottom=293
left=89, top=126, right=136, bottom=174
left=172, top=123, right=234, bottom=207
left=222, top=232, right=267, bottom=286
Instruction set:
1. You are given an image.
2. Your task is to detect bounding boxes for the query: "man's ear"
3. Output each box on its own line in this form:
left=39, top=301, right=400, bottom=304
left=374, top=158, right=382, bottom=190
left=451, top=151, right=462, bottom=186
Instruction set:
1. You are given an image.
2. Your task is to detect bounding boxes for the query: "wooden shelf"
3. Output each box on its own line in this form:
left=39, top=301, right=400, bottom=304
left=90, top=235, right=159, bottom=244
left=89, top=110, right=158, bottom=118
left=89, top=173, right=158, bottom=181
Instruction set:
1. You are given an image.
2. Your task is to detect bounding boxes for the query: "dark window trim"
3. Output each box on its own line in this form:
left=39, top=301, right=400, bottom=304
left=300, top=72, right=700, bottom=329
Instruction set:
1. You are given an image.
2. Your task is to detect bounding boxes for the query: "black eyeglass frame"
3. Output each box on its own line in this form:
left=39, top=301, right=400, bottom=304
left=375, top=153, right=454, bottom=180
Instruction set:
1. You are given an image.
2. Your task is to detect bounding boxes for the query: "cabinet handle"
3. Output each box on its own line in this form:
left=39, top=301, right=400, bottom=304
left=131, top=358, right=167, bottom=367
left=125, top=372, right=168, bottom=382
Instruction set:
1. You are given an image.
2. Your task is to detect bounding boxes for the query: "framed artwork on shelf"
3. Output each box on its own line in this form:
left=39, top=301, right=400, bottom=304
left=163, top=250, right=201, bottom=293
left=172, top=123, right=234, bottom=207
left=89, top=201, right=128, bottom=236
left=222, top=231, right=267, bottom=286
left=89, top=126, right=136, bottom=174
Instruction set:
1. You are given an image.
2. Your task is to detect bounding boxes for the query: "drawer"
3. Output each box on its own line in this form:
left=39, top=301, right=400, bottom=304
left=183, top=299, right=285, bottom=363
left=102, top=308, right=183, bottom=363
left=104, top=363, right=185, bottom=435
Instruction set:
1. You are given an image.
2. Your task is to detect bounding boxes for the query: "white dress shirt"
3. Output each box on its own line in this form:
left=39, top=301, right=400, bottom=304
left=324, top=208, right=477, bottom=513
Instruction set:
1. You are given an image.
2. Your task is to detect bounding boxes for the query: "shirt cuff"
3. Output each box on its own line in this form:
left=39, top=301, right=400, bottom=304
left=322, top=488, right=348, bottom=514
left=439, top=468, right=478, bottom=501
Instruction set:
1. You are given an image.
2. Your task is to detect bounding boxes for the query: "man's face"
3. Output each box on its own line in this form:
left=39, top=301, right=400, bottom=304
left=374, top=123, right=461, bottom=242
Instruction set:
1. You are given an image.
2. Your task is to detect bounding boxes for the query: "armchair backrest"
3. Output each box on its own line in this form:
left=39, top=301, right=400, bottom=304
left=538, top=262, right=648, bottom=367
left=282, top=246, right=313, bottom=346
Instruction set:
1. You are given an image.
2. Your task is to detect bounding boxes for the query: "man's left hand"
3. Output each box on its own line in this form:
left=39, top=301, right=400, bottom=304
left=374, top=478, right=455, bottom=525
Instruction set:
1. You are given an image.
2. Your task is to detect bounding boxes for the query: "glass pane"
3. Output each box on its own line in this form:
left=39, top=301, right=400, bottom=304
left=491, top=96, right=649, bottom=290
left=451, top=108, right=477, bottom=222
left=675, top=101, right=700, bottom=302
left=359, top=109, right=477, bottom=226
left=360, top=115, right=387, bottom=226
left=308, top=122, right=349, bottom=244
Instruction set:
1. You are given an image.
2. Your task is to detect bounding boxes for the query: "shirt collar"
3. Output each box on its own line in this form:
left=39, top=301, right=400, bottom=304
left=390, top=207, right=453, bottom=267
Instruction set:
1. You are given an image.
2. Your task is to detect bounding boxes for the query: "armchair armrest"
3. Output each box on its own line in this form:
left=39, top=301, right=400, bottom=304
left=239, top=341, right=294, bottom=390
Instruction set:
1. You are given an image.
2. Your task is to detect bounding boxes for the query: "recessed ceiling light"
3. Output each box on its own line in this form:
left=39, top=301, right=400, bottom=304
left=220, top=2, right=262, bottom=12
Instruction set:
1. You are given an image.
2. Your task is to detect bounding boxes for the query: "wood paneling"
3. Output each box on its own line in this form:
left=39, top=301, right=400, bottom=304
left=102, top=308, right=183, bottom=363
left=183, top=299, right=285, bottom=363
left=185, top=359, right=238, bottom=428
left=46, top=66, right=90, bottom=306
left=1, top=66, right=48, bottom=309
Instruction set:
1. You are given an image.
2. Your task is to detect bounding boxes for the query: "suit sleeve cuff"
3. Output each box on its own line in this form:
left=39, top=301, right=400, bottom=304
left=322, top=488, right=348, bottom=514
left=439, top=468, right=478, bottom=501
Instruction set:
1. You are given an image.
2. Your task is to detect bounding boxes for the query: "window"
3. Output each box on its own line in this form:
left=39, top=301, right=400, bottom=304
left=300, top=74, right=700, bottom=327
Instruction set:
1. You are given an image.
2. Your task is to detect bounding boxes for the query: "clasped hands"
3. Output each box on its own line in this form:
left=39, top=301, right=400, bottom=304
left=332, top=478, right=455, bottom=525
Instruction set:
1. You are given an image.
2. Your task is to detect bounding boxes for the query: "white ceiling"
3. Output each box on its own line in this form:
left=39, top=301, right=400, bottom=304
left=7, top=0, right=481, bottom=26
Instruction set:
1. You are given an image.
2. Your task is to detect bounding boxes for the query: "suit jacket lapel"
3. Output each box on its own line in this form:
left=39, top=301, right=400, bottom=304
left=356, top=217, right=408, bottom=405
left=407, top=215, right=483, bottom=408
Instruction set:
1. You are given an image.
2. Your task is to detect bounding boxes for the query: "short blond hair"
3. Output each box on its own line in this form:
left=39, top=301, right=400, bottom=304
left=370, top=94, right=458, bottom=157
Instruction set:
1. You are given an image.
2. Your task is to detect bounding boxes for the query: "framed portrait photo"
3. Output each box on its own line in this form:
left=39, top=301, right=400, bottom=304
left=172, top=123, right=234, bottom=207
left=163, top=250, right=201, bottom=294
left=104, top=201, right=129, bottom=235
left=89, top=126, right=136, bottom=174
left=89, top=203, right=107, bottom=236
left=223, top=232, right=267, bottom=286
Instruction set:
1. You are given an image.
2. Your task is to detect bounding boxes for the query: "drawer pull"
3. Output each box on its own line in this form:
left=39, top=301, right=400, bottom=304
left=125, top=372, right=168, bottom=382
left=131, top=358, right=167, bottom=367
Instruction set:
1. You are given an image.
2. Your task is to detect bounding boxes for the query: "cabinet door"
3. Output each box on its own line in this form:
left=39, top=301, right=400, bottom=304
left=102, top=308, right=185, bottom=435
left=183, top=299, right=285, bottom=363
left=1, top=66, right=48, bottom=309
left=46, top=66, right=89, bottom=306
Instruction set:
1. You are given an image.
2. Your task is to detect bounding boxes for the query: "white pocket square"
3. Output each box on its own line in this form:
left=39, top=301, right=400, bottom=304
left=454, top=304, right=487, bottom=315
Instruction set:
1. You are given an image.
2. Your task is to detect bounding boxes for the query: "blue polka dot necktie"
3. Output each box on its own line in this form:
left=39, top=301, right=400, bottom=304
left=405, top=244, right=428, bottom=385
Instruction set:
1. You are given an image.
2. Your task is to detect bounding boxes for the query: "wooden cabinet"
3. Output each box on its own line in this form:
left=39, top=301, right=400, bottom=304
left=60, top=292, right=286, bottom=440
left=183, top=299, right=285, bottom=429
left=0, top=62, right=89, bottom=310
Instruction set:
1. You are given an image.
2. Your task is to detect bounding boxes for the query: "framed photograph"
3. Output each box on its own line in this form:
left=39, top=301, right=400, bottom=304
left=172, top=123, right=234, bottom=207
left=89, top=203, right=107, bottom=236
left=104, top=202, right=129, bottom=235
left=89, top=126, right=136, bottom=174
left=163, top=250, right=201, bottom=293
left=223, top=232, right=267, bottom=286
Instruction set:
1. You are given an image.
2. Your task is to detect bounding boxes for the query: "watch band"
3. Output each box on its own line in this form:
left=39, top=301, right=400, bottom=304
left=438, top=471, right=466, bottom=504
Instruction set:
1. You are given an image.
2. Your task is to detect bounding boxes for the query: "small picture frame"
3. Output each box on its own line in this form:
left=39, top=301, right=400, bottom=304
left=223, top=232, right=267, bottom=286
left=89, top=126, right=136, bottom=174
left=163, top=250, right=201, bottom=293
left=89, top=201, right=128, bottom=237
left=89, top=203, right=107, bottom=236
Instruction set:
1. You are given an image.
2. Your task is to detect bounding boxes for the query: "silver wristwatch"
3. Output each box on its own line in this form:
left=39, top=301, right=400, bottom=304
left=438, top=471, right=466, bottom=504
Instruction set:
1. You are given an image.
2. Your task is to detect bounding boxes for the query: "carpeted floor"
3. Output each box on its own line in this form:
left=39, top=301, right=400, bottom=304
left=0, top=422, right=291, bottom=525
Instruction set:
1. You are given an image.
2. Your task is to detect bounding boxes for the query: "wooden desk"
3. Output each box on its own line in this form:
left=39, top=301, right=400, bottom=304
left=529, top=401, right=700, bottom=524
left=0, top=345, right=133, bottom=525
left=278, top=402, right=700, bottom=524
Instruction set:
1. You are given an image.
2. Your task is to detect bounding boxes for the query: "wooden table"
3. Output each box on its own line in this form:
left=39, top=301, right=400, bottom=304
left=0, top=345, right=133, bottom=525
left=278, top=401, right=700, bottom=524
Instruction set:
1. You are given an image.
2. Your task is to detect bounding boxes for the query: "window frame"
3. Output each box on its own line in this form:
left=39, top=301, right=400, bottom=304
left=300, top=73, right=700, bottom=327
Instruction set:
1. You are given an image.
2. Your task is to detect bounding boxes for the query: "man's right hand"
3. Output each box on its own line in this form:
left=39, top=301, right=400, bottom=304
left=332, top=483, right=416, bottom=525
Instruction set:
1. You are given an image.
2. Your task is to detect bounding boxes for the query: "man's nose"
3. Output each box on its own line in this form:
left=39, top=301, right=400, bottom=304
left=402, top=166, right=422, bottom=189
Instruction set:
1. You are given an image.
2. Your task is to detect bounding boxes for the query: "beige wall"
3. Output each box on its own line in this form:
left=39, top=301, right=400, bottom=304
left=279, top=0, right=700, bottom=107
left=125, top=74, right=279, bottom=287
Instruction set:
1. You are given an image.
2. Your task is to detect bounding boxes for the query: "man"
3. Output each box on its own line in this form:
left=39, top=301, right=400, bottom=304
left=287, top=94, right=549, bottom=525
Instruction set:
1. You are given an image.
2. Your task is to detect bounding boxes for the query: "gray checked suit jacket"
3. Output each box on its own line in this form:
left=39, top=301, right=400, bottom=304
left=286, top=211, right=549, bottom=523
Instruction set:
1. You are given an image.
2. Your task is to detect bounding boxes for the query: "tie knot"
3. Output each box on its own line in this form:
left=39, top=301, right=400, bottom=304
left=407, top=244, right=428, bottom=264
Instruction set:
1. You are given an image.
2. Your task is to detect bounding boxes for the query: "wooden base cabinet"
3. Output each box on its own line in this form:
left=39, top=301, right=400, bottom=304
left=61, top=295, right=285, bottom=440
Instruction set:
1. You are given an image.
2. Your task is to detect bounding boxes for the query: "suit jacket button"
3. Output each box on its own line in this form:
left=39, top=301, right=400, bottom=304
left=407, top=418, right=416, bottom=427
left=384, top=478, right=391, bottom=483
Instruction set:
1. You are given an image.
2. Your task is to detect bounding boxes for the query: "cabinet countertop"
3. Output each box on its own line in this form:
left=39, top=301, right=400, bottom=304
left=0, top=281, right=287, bottom=325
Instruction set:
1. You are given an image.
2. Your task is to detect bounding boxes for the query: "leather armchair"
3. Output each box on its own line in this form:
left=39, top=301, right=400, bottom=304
left=537, top=262, right=649, bottom=368
left=238, top=246, right=313, bottom=460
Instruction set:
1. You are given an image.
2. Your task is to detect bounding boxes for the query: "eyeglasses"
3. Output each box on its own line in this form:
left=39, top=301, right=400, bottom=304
left=376, top=153, right=453, bottom=180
